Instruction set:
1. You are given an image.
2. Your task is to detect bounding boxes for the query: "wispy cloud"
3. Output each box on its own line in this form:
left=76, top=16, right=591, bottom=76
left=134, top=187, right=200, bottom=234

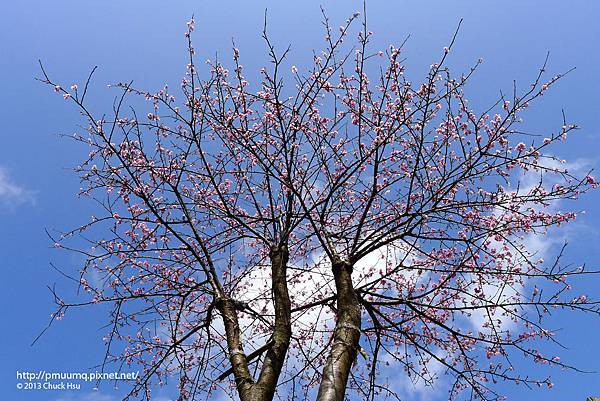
left=0, top=167, right=34, bottom=209
left=383, top=348, right=448, bottom=401
left=515, top=156, right=594, bottom=263
left=467, top=157, right=595, bottom=329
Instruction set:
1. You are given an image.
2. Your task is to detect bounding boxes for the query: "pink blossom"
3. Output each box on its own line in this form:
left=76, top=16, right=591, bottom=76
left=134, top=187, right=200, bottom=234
left=586, top=175, right=595, bottom=185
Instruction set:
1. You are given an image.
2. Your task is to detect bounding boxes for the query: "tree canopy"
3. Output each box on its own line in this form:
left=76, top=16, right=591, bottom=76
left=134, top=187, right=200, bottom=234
left=41, top=11, right=599, bottom=401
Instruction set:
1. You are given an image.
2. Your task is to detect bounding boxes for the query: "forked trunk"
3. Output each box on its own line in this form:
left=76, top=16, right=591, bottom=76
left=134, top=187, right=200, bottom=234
left=217, top=245, right=292, bottom=401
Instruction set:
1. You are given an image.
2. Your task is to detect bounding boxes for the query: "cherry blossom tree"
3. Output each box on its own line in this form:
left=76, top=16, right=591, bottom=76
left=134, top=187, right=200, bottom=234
left=41, top=10, right=599, bottom=401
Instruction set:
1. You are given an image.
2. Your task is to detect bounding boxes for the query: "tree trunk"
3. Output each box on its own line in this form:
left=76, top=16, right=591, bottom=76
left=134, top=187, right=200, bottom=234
left=217, top=297, right=255, bottom=400
left=253, top=245, right=292, bottom=400
left=316, top=259, right=361, bottom=401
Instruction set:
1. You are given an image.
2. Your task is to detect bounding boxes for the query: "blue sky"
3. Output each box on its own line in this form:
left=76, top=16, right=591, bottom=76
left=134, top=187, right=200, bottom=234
left=1, top=1, right=600, bottom=400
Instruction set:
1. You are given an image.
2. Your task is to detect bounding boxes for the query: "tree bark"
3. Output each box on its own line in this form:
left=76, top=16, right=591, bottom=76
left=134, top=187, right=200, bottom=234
left=253, top=245, right=292, bottom=400
left=217, top=297, right=255, bottom=400
left=316, top=258, right=362, bottom=401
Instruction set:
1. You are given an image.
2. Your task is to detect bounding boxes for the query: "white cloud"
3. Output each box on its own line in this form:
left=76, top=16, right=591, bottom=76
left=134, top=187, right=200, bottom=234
left=228, top=241, right=421, bottom=360
left=512, top=156, right=593, bottom=266
left=228, top=255, right=336, bottom=360
left=0, top=167, right=34, bottom=208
